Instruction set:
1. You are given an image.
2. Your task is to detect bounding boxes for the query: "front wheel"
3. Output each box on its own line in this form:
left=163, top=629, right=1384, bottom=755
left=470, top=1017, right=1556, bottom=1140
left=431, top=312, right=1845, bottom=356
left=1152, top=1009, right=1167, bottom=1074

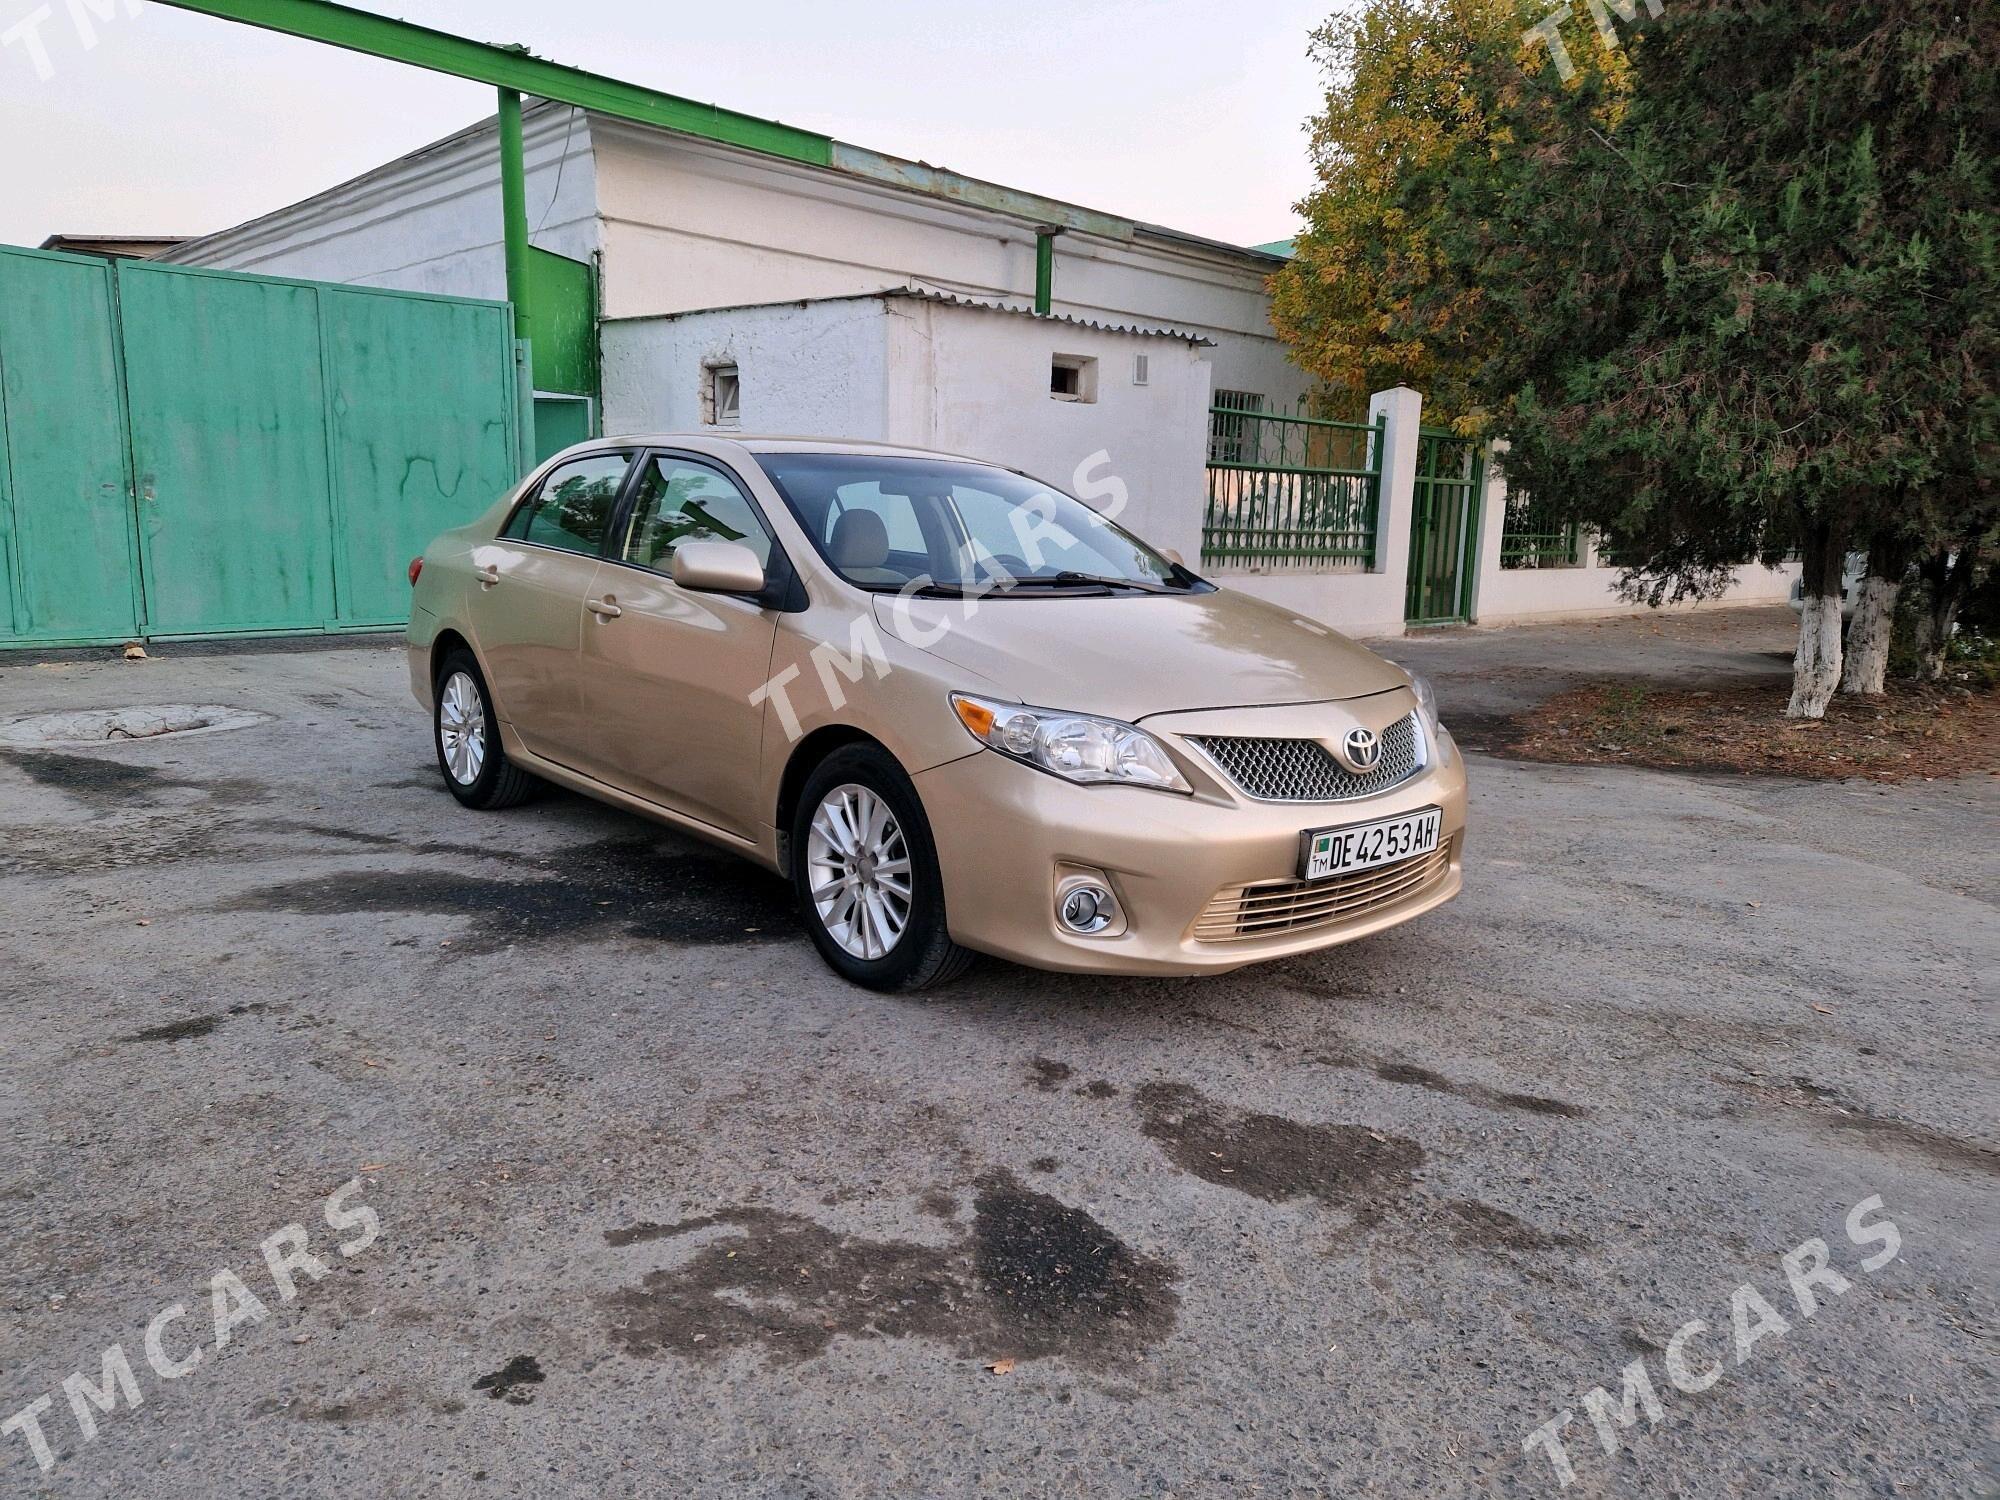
left=433, top=649, right=539, bottom=810
left=792, top=744, right=975, bottom=992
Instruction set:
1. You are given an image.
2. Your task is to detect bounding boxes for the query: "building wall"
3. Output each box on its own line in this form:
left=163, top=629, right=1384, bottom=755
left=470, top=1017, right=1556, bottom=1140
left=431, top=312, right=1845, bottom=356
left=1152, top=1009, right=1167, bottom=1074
left=599, top=298, right=891, bottom=438
left=589, top=121, right=1304, bottom=412
left=882, top=301, right=1212, bottom=564
left=162, top=104, right=600, bottom=301
left=597, top=295, right=1211, bottom=564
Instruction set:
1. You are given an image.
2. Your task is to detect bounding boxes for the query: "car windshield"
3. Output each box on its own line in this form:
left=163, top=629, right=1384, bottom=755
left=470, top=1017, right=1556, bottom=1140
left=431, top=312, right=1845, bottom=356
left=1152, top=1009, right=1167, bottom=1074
left=753, top=452, right=1200, bottom=596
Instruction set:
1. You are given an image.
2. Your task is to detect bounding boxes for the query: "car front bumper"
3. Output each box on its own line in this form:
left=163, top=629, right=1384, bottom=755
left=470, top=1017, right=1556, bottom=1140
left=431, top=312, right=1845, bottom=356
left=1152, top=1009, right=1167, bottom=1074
left=914, top=730, right=1468, bottom=977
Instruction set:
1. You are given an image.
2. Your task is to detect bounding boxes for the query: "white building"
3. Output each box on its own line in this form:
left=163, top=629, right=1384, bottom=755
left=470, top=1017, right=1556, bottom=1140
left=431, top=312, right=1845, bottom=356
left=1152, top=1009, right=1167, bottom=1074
left=164, top=100, right=1794, bottom=636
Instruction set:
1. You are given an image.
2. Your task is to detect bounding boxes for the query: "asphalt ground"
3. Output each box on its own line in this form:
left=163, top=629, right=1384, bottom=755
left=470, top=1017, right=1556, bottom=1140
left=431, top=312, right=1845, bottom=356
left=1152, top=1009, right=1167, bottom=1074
left=1, top=606, right=1993, bottom=1498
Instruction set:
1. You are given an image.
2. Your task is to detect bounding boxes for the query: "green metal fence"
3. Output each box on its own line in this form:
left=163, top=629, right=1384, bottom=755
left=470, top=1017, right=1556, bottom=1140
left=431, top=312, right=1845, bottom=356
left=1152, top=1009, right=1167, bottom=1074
left=1201, top=401, right=1383, bottom=568
left=0, top=246, right=522, bottom=648
left=1499, top=489, right=1583, bottom=569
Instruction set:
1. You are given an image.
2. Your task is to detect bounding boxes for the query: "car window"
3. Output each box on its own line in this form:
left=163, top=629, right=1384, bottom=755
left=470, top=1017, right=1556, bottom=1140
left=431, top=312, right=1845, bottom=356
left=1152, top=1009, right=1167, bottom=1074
left=824, top=484, right=928, bottom=556
left=622, top=456, right=772, bottom=572
left=754, top=451, right=1190, bottom=594
left=505, top=453, right=629, bottom=555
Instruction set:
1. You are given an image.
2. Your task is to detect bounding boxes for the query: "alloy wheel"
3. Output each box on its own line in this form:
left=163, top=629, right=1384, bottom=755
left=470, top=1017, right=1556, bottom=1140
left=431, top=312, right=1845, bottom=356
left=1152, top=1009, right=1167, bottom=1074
left=438, top=670, right=487, bottom=786
left=805, top=783, right=913, bottom=960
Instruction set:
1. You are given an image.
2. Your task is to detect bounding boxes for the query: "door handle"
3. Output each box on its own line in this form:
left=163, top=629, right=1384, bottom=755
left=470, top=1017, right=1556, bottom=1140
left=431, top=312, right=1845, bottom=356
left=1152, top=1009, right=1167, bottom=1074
left=587, top=596, right=622, bottom=620
left=474, top=564, right=500, bottom=588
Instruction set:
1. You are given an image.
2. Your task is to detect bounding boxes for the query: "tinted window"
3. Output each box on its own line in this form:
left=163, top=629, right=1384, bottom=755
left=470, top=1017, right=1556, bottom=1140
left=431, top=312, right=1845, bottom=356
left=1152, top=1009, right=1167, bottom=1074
left=755, top=452, right=1188, bottom=594
left=505, top=453, right=629, bottom=554
left=622, top=456, right=772, bottom=571
left=823, top=483, right=928, bottom=555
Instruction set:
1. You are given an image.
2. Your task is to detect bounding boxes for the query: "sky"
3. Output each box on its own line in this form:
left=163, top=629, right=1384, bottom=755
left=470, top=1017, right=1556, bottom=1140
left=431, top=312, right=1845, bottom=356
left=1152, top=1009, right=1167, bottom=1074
left=1, top=0, right=1333, bottom=251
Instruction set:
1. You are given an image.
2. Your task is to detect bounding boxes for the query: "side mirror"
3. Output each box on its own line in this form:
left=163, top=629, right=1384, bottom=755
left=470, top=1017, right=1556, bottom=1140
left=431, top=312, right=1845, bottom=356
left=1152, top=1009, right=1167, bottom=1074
left=1161, top=548, right=1186, bottom=567
left=672, top=540, right=766, bottom=596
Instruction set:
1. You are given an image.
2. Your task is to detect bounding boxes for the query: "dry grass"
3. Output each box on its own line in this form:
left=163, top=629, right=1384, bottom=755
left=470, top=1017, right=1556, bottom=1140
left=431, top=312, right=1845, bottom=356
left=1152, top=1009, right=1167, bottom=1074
left=1501, top=678, right=2000, bottom=782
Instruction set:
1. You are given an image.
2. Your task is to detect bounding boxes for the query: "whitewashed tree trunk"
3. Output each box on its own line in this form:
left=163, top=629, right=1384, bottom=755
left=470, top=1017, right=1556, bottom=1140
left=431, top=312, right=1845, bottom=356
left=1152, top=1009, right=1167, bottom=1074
left=1839, top=574, right=1898, bottom=696
left=1787, top=519, right=1848, bottom=719
left=1787, top=595, right=1844, bottom=718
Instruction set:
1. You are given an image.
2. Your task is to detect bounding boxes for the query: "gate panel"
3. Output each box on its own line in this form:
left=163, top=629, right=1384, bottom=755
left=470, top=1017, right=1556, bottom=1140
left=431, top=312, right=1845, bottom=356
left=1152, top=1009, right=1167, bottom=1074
left=119, top=264, right=338, bottom=635
left=1405, top=431, right=1484, bottom=625
left=320, top=288, right=519, bottom=625
left=0, top=248, right=141, bottom=643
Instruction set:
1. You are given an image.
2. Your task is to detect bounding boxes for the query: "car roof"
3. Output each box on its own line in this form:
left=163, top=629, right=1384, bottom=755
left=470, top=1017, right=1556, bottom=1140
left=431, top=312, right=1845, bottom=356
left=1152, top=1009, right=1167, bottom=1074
left=595, top=433, right=1007, bottom=465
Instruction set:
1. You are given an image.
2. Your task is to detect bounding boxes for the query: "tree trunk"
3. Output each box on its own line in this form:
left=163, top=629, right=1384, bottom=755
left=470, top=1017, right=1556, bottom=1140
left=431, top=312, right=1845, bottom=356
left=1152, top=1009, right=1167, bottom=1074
left=1915, top=541, right=1981, bottom=682
left=1839, top=533, right=1911, bottom=697
left=1787, top=520, right=1847, bottom=719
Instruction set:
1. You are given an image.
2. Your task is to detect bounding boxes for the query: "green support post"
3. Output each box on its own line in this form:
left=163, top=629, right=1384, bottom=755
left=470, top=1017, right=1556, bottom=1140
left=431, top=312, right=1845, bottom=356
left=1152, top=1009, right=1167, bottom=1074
left=1034, top=229, right=1056, bottom=316
left=497, top=86, right=534, bottom=468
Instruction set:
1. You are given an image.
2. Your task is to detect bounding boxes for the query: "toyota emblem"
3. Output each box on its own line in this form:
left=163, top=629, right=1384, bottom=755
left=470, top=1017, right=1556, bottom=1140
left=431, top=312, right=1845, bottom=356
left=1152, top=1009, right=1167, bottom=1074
left=1341, top=726, right=1383, bottom=773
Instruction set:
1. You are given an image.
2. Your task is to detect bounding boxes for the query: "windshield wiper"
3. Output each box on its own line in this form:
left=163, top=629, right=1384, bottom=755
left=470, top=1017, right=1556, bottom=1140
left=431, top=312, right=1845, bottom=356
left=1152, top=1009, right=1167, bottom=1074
left=1004, top=572, right=1178, bottom=594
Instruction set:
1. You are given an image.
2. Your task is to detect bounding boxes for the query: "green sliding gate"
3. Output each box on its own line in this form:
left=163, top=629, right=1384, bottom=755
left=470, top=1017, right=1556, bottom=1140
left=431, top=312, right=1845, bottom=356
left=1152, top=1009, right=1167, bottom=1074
left=0, top=245, right=522, bottom=648
left=1404, top=428, right=1485, bottom=626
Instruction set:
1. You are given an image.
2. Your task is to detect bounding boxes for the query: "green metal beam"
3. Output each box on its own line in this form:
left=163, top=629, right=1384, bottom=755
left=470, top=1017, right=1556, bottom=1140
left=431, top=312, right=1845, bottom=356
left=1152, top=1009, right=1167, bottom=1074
left=148, top=0, right=832, bottom=165
left=1034, top=229, right=1056, bottom=316
left=496, top=88, right=531, bottom=347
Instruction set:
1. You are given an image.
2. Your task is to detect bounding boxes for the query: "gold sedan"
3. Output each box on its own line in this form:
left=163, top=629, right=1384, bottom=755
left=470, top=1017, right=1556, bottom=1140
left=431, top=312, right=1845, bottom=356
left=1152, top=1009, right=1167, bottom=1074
left=408, top=438, right=1466, bottom=990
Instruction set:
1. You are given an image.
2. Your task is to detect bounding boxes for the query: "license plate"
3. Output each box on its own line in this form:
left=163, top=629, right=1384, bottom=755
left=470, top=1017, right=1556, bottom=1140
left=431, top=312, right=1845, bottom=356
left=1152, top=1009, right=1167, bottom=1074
left=1300, top=807, right=1443, bottom=881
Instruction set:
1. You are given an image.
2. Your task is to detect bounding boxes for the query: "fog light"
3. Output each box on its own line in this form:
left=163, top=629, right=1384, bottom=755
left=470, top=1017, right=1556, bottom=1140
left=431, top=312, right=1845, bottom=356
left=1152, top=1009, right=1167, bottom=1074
left=1057, top=880, right=1121, bottom=936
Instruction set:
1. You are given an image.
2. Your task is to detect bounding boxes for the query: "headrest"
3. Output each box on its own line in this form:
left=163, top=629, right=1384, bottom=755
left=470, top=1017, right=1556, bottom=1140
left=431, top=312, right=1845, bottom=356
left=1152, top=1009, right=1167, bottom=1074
left=829, top=509, right=891, bottom=570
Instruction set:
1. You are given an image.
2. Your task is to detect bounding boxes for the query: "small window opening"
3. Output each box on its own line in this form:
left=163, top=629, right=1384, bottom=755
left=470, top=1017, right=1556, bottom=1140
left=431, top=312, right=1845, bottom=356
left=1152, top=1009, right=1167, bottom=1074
left=1050, top=354, right=1098, bottom=403
left=703, top=363, right=741, bottom=427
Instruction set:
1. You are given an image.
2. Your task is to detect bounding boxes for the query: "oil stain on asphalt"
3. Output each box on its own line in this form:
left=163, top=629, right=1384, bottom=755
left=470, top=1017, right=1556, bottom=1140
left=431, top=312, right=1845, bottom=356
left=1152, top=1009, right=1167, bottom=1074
left=1129, top=1080, right=1579, bottom=1253
left=602, top=1172, right=1178, bottom=1371
left=1131, top=1080, right=1425, bottom=1211
left=472, top=1356, right=546, bottom=1405
left=217, top=837, right=798, bottom=951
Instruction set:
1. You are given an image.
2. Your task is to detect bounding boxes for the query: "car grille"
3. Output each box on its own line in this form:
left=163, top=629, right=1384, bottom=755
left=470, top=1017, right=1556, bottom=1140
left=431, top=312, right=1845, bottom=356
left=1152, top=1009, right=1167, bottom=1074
left=1187, top=713, right=1425, bottom=802
left=1193, top=842, right=1452, bottom=943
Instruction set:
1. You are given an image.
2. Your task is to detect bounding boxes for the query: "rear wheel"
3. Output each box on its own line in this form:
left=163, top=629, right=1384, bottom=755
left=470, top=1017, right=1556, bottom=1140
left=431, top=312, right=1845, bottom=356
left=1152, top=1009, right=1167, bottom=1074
left=433, top=649, right=538, bottom=810
left=792, top=744, right=974, bottom=992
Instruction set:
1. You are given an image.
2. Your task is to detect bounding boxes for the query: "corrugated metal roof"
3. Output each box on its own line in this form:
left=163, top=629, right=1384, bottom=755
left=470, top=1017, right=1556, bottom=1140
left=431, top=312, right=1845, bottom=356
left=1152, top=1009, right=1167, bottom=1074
left=605, top=285, right=1218, bottom=345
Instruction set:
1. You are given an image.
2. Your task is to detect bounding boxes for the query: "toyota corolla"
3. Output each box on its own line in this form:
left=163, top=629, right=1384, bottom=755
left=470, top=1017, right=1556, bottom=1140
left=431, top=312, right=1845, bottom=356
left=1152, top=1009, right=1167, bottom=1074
left=407, top=437, right=1466, bottom=990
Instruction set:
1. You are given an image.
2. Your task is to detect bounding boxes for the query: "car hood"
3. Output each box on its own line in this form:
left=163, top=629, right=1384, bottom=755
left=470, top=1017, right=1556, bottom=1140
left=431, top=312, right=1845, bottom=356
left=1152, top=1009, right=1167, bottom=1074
left=874, top=587, right=1409, bottom=722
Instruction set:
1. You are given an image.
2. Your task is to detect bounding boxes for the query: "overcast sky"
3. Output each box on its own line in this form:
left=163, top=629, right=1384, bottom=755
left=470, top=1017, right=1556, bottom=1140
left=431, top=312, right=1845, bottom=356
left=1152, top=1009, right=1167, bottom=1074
left=2, top=0, right=1331, bottom=251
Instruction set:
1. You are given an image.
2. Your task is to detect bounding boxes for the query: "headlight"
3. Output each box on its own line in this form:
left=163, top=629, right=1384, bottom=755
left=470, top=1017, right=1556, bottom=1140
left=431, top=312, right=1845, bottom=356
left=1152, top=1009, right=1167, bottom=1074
left=950, top=693, right=1191, bottom=793
left=1408, top=672, right=1442, bottom=737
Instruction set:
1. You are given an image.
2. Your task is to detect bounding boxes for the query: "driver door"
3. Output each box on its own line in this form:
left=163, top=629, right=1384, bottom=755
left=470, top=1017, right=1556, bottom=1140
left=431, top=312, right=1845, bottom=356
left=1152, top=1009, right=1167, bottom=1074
left=571, top=452, right=784, bottom=841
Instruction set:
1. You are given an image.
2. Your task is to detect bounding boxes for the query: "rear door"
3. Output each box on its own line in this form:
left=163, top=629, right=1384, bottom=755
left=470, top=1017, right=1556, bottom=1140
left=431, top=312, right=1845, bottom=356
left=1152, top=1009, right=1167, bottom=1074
left=464, top=450, right=633, bottom=766
left=571, top=451, right=783, bottom=839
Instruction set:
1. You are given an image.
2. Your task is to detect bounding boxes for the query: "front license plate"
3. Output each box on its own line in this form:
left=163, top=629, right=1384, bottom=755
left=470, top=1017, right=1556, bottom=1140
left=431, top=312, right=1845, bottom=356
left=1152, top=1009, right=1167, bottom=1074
left=1300, top=807, right=1443, bottom=881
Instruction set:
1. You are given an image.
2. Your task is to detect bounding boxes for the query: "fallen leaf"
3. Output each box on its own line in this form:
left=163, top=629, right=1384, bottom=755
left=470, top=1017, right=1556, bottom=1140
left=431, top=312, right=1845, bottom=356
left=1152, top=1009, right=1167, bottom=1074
left=1811, top=1004, right=1835, bottom=1016
left=359, top=1163, right=388, bottom=1172
left=985, top=1358, right=1016, bottom=1376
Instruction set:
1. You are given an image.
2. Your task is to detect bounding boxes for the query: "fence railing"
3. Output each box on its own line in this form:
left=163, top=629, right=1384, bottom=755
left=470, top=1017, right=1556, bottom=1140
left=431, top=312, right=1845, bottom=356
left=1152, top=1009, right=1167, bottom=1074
left=1202, top=403, right=1383, bottom=569
left=1499, top=490, right=1584, bottom=569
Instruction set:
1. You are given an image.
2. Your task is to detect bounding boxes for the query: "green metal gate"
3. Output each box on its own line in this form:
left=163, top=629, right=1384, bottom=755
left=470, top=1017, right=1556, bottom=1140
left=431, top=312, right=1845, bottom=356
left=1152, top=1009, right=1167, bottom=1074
left=1405, top=428, right=1485, bottom=625
left=0, top=245, right=521, bottom=648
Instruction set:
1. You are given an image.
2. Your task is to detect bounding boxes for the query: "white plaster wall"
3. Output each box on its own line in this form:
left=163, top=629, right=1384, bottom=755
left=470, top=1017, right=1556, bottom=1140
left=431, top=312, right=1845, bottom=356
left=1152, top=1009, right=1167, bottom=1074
left=598, top=299, right=891, bottom=438
left=162, top=103, right=600, bottom=300
left=882, top=302, right=1212, bottom=565
left=590, top=121, right=1299, bottom=418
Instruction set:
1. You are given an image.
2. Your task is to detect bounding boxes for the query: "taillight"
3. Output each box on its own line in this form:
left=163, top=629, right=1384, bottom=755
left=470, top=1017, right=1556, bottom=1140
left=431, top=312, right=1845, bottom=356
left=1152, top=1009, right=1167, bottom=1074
left=408, top=557, right=424, bottom=586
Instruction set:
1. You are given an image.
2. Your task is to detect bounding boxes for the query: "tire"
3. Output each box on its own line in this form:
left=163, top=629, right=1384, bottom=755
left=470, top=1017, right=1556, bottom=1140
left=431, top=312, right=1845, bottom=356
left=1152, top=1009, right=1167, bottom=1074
left=433, top=648, right=539, bottom=810
left=791, top=743, right=976, bottom=992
